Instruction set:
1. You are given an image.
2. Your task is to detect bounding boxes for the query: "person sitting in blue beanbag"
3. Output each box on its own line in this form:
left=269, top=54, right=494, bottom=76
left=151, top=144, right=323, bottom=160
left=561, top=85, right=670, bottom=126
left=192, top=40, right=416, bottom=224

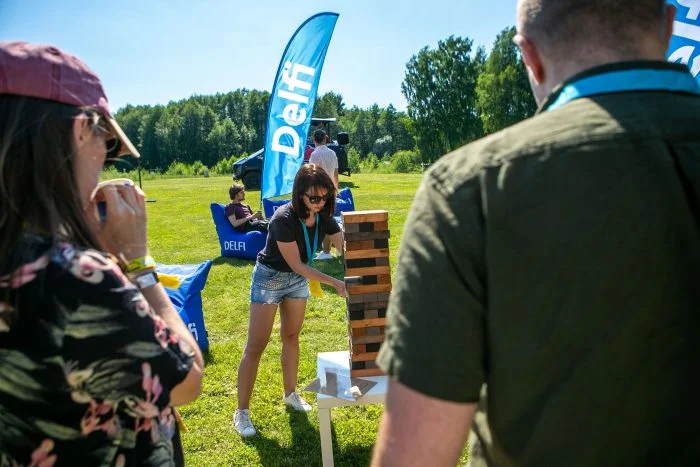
left=226, top=184, right=269, bottom=233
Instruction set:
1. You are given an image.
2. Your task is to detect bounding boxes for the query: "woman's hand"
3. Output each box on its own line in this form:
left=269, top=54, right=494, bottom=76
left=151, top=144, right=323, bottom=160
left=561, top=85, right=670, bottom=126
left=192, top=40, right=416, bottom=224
left=333, top=278, right=346, bottom=297
left=87, top=181, right=149, bottom=262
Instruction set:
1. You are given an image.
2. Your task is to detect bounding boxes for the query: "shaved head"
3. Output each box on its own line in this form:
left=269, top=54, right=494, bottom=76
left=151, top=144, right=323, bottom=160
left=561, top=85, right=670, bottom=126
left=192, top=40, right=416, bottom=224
left=517, top=0, right=667, bottom=60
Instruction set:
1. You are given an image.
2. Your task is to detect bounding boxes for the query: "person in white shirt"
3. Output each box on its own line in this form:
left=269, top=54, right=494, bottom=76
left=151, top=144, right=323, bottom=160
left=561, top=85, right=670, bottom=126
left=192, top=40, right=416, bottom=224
left=309, top=129, right=338, bottom=260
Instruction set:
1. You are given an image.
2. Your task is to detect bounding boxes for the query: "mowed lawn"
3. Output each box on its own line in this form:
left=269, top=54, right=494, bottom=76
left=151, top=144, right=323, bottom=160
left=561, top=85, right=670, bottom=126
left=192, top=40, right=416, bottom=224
left=141, top=173, right=425, bottom=466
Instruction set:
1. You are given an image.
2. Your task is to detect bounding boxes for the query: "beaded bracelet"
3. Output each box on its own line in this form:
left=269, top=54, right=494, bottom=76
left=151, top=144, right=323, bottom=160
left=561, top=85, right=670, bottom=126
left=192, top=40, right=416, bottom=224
left=126, top=255, right=156, bottom=274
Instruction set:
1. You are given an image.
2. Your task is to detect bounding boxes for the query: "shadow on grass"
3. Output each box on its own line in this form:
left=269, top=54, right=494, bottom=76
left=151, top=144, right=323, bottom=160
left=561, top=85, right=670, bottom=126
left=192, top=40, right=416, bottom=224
left=326, top=421, right=374, bottom=467
left=203, top=349, right=215, bottom=366
left=339, top=181, right=358, bottom=189
left=212, top=256, right=257, bottom=268
left=249, top=410, right=322, bottom=466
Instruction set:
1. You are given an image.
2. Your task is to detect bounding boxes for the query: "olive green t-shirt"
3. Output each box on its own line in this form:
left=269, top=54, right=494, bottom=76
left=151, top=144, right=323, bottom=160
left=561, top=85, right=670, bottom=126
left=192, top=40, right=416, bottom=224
left=377, top=62, right=700, bottom=466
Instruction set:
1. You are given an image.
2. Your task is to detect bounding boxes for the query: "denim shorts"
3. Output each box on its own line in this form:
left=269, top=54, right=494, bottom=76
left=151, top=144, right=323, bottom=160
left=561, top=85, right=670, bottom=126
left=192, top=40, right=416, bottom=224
left=250, top=262, right=309, bottom=305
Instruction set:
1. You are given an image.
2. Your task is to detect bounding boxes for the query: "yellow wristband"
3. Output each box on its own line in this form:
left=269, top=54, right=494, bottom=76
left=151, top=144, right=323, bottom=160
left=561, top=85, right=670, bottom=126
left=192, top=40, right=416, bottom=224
left=126, top=255, right=156, bottom=273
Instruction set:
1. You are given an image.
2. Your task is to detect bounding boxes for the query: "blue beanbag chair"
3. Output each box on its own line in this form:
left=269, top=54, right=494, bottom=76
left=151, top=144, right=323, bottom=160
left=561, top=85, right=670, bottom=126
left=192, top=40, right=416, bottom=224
left=262, top=188, right=355, bottom=218
left=157, top=261, right=212, bottom=352
left=210, top=203, right=267, bottom=260
left=262, top=198, right=291, bottom=219
left=335, top=187, right=355, bottom=214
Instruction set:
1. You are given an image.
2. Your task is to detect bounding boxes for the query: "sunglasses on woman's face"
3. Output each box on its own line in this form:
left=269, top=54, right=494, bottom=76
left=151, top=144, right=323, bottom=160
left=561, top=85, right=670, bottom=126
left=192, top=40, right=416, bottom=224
left=86, top=112, right=122, bottom=161
left=303, top=193, right=331, bottom=204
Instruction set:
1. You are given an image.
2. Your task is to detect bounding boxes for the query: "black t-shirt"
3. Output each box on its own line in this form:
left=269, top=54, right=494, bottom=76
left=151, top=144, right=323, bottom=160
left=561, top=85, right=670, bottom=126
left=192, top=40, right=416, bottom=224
left=257, top=202, right=340, bottom=272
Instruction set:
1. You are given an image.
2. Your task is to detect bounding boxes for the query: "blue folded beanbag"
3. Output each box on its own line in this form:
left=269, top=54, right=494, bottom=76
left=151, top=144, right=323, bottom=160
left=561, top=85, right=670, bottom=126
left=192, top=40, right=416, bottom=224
left=157, top=261, right=212, bottom=352
left=210, top=203, right=267, bottom=260
left=262, top=187, right=355, bottom=218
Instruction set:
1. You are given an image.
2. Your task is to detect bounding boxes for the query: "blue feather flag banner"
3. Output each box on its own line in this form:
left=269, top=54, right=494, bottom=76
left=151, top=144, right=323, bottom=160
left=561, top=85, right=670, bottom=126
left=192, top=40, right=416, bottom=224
left=261, top=12, right=339, bottom=200
left=668, top=0, right=700, bottom=81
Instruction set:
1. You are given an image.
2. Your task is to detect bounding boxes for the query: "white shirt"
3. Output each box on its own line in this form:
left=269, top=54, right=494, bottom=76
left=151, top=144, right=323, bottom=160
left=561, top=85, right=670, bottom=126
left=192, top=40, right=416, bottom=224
left=309, top=144, right=338, bottom=185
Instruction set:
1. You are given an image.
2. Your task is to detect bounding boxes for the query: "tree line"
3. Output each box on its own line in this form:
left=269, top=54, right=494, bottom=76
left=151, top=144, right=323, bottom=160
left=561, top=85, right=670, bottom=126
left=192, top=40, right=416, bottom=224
left=114, top=26, right=536, bottom=171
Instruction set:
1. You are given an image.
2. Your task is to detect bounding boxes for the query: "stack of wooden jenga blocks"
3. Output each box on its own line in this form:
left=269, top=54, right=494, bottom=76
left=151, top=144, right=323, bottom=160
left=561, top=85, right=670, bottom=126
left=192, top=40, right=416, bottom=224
left=341, top=210, right=391, bottom=377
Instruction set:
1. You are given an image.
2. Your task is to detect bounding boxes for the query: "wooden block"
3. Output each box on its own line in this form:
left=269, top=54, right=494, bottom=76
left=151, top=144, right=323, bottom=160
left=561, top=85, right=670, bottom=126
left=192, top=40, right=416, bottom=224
left=341, top=210, right=388, bottom=224
left=347, top=300, right=389, bottom=311
left=377, top=275, right=391, bottom=284
left=345, top=248, right=390, bottom=260
left=349, top=318, right=387, bottom=329
left=348, top=294, right=365, bottom=304
left=344, top=231, right=390, bottom=242
left=344, top=240, right=375, bottom=251
left=348, top=283, right=392, bottom=295
left=348, top=308, right=386, bottom=320
left=345, top=257, right=389, bottom=269
left=350, top=334, right=385, bottom=345
left=377, top=292, right=391, bottom=302
left=373, top=221, right=389, bottom=230
left=343, top=222, right=360, bottom=233
left=350, top=351, right=379, bottom=362
left=345, top=266, right=391, bottom=277
left=350, top=359, right=380, bottom=370
left=363, top=293, right=379, bottom=303
left=366, top=326, right=382, bottom=336
left=350, top=368, right=385, bottom=377
left=348, top=292, right=379, bottom=304
left=353, top=342, right=382, bottom=353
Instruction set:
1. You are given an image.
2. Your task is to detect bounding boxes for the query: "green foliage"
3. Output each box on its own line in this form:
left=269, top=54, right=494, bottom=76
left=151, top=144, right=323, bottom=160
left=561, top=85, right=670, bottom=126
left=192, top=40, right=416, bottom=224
left=115, top=89, right=269, bottom=172
left=359, top=153, right=380, bottom=172
left=390, top=150, right=421, bottom=173
left=211, top=154, right=241, bottom=175
left=476, top=27, right=537, bottom=135
left=347, top=147, right=362, bottom=173
left=402, top=35, right=486, bottom=162
left=372, top=135, right=394, bottom=158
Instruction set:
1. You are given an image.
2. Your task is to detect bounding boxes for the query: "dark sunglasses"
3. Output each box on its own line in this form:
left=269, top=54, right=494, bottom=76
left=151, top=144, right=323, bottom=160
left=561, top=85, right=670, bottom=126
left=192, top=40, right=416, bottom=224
left=303, top=193, right=331, bottom=204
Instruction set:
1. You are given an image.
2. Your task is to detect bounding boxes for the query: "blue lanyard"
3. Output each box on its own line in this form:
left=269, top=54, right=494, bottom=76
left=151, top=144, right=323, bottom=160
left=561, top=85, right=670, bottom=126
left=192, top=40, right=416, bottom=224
left=299, top=213, right=319, bottom=266
left=546, top=67, right=700, bottom=112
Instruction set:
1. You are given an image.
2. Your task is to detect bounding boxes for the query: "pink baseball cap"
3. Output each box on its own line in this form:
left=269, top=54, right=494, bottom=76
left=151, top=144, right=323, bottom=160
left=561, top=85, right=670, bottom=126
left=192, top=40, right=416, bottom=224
left=0, top=41, right=139, bottom=158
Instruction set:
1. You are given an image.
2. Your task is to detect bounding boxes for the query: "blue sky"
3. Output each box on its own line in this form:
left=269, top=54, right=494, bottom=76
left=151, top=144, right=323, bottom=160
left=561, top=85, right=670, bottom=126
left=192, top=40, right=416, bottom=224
left=0, top=0, right=518, bottom=112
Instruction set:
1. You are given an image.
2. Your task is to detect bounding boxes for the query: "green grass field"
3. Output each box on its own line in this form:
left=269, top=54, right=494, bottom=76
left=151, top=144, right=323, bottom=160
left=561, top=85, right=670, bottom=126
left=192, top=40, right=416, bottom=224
left=143, top=173, right=424, bottom=466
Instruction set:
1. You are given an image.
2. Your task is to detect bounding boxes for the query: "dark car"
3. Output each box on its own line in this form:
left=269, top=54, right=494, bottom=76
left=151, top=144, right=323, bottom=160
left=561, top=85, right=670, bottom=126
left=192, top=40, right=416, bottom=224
left=233, top=118, right=350, bottom=190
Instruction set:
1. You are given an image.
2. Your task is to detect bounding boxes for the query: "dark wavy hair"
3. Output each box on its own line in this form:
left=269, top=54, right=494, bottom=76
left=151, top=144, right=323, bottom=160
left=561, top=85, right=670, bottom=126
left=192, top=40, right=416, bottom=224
left=0, top=95, right=101, bottom=276
left=229, top=183, right=245, bottom=200
left=291, top=164, right=336, bottom=220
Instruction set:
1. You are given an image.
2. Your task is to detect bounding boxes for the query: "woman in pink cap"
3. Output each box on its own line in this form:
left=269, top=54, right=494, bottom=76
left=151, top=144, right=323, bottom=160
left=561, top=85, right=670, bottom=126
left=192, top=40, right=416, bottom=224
left=0, top=42, right=203, bottom=466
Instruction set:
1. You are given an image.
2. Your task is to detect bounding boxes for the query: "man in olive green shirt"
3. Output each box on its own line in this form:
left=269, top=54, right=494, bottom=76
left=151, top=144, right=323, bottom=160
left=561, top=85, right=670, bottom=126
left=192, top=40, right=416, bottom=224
left=373, top=1, right=700, bottom=466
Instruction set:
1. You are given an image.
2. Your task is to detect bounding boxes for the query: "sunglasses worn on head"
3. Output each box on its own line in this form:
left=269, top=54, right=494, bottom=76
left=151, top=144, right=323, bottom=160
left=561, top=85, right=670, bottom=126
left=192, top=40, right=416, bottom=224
left=304, top=193, right=331, bottom=204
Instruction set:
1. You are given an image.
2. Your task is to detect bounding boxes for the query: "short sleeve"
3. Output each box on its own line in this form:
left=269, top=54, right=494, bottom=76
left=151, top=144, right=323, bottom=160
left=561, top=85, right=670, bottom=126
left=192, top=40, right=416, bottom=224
left=53, top=248, right=194, bottom=410
left=269, top=210, right=296, bottom=243
left=325, top=215, right=341, bottom=236
left=376, top=169, right=487, bottom=403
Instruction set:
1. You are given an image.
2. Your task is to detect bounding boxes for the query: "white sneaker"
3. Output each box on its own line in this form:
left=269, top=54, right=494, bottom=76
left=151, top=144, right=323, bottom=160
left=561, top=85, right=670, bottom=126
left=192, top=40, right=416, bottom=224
left=315, top=251, right=333, bottom=260
left=233, top=409, right=256, bottom=438
left=283, top=392, right=312, bottom=411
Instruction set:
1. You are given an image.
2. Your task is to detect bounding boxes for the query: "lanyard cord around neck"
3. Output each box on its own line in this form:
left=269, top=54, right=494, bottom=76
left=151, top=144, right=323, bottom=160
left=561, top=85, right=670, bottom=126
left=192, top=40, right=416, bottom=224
left=299, top=213, right=319, bottom=266
left=545, top=67, right=700, bottom=112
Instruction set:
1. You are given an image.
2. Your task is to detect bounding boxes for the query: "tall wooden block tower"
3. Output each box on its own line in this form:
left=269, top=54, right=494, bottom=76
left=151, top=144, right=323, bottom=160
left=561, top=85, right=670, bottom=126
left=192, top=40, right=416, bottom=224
left=341, top=210, right=391, bottom=377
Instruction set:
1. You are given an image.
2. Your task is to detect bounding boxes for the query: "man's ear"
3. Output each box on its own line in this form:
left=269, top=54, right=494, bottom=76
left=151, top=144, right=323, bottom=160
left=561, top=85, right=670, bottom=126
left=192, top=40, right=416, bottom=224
left=514, top=34, right=545, bottom=85
left=663, top=3, right=677, bottom=49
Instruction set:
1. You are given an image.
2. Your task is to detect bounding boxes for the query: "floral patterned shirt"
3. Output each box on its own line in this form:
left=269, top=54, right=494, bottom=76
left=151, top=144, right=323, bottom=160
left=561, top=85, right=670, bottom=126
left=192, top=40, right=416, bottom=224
left=0, top=234, right=194, bottom=466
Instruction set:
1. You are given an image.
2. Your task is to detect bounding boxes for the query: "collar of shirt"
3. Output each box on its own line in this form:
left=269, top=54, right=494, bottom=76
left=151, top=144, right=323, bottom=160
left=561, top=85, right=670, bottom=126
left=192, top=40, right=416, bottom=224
left=538, top=60, right=700, bottom=113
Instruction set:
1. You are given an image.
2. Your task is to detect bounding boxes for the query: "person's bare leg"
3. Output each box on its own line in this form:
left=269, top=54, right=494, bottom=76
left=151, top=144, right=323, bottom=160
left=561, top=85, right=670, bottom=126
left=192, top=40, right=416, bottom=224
left=322, top=235, right=331, bottom=254
left=279, top=298, right=307, bottom=396
left=237, top=302, right=277, bottom=409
